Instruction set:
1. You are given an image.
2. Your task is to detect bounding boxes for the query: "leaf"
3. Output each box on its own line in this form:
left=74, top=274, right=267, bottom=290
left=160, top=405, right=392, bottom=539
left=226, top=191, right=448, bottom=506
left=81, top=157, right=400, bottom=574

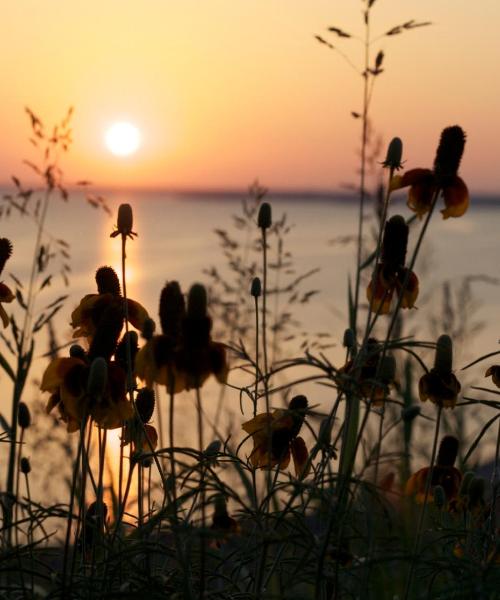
left=0, top=350, right=15, bottom=381
left=463, top=413, right=500, bottom=463
left=15, top=289, right=27, bottom=309
left=327, top=26, right=351, bottom=38
left=39, top=275, right=52, bottom=291
left=0, top=413, right=11, bottom=439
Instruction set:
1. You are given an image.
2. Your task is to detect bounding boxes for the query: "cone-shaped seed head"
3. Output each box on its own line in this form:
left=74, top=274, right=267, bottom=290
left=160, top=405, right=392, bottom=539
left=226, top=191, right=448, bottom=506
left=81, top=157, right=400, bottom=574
left=289, top=395, right=308, bottom=411
left=204, top=440, right=222, bottom=456
left=383, top=137, right=403, bottom=170
left=0, top=238, right=13, bottom=276
left=117, top=203, right=134, bottom=235
left=318, top=417, right=332, bottom=447
left=381, top=215, right=408, bottom=267
left=187, top=283, right=207, bottom=318
left=257, top=202, right=272, bottom=229
left=159, top=281, right=185, bottom=338
left=88, top=305, right=123, bottom=361
left=115, top=331, right=139, bottom=371
left=87, top=357, right=108, bottom=399
left=95, top=266, right=121, bottom=296
left=437, top=435, right=458, bottom=467
left=251, top=277, right=262, bottom=298
left=18, top=402, right=31, bottom=429
left=20, top=457, right=31, bottom=474
left=136, top=388, right=155, bottom=423
left=434, top=334, right=453, bottom=374
left=434, top=126, right=466, bottom=179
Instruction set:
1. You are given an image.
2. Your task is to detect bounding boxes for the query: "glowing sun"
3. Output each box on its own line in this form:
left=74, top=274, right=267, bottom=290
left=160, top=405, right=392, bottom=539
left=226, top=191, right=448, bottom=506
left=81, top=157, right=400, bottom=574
left=105, top=122, right=141, bottom=156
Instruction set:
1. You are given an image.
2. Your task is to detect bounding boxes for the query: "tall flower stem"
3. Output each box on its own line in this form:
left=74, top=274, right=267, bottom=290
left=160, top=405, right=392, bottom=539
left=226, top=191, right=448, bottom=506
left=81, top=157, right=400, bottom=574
left=403, top=405, right=443, bottom=599
left=196, top=386, right=206, bottom=600
left=352, top=2, right=371, bottom=333
left=261, top=228, right=269, bottom=412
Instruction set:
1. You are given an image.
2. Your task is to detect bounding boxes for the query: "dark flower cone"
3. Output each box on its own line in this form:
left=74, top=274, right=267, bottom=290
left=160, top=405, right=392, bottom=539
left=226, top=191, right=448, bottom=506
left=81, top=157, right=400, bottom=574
left=95, top=266, right=121, bottom=296
left=437, top=435, right=459, bottom=467
left=434, top=126, right=466, bottom=179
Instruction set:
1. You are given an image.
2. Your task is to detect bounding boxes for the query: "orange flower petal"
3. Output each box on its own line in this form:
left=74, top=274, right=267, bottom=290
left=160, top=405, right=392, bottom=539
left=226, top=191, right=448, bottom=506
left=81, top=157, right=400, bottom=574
left=291, top=436, right=310, bottom=478
left=126, top=298, right=149, bottom=332
left=41, top=357, right=86, bottom=393
left=0, top=303, right=9, bottom=328
left=0, top=282, right=14, bottom=303
left=441, top=176, right=469, bottom=219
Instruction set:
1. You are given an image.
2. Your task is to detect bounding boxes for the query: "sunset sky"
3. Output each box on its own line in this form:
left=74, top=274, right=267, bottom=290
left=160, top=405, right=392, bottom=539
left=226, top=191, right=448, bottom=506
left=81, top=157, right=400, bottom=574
left=0, top=0, right=498, bottom=193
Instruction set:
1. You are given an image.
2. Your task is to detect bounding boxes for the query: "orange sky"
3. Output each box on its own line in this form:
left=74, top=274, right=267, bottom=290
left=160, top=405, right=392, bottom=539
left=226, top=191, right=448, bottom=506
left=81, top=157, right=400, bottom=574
left=0, top=1, right=498, bottom=193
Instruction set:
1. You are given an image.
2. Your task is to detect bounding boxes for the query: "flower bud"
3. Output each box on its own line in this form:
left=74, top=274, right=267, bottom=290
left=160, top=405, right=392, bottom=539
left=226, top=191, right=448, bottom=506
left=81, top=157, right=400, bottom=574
left=87, top=357, right=108, bottom=400
left=250, top=277, right=262, bottom=298
left=70, top=344, right=86, bottom=360
left=382, top=137, right=403, bottom=170
left=187, top=283, right=208, bottom=319
left=159, top=281, right=185, bottom=339
left=434, top=334, right=453, bottom=375
left=402, top=405, right=420, bottom=422
left=381, top=215, right=408, bottom=268
left=17, top=402, right=31, bottom=429
left=115, top=331, right=139, bottom=371
left=317, top=417, right=332, bottom=448
left=136, top=388, right=155, bottom=424
left=458, top=471, right=475, bottom=496
left=434, top=126, right=466, bottom=179
left=204, top=439, right=222, bottom=457
left=257, top=202, right=272, bottom=229
left=343, top=328, right=356, bottom=349
left=95, top=266, right=121, bottom=296
left=0, top=238, right=13, bottom=276
left=111, top=203, right=136, bottom=238
left=433, top=485, right=446, bottom=509
left=20, top=457, right=31, bottom=474
left=141, top=318, right=156, bottom=341
left=436, top=435, right=458, bottom=467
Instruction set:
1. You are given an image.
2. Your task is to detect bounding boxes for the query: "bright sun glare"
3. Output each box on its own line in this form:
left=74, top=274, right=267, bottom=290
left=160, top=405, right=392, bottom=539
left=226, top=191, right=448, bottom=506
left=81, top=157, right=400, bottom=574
left=105, top=122, right=141, bottom=156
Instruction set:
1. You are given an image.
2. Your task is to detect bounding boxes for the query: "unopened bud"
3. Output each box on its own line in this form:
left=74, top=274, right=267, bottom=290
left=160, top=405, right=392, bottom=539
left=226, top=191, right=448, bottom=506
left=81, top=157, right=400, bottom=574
left=343, top=328, right=356, bottom=349
left=204, top=440, right=222, bottom=457
left=433, top=485, right=446, bottom=509
left=251, top=277, right=262, bottom=298
left=20, top=457, right=31, bottom=474
left=257, top=202, right=272, bottom=229
left=136, top=388, right=155, bottom=423
left=467, top=477, right=486, bottom=506
left=434, top=334, right=453, bottom=375
left=187, top=284, right=207, bottom=318
left=382, top=137, right=403, bottom=170
left=70, top=344, right=86, bottom=360
left=117, top=204, right=134, bottom=236
left=87, top=357, right=108, bottom=399
left=142, top=318, right=156, bottom=341
left=17, top=402, right=31, bottom=429
left=459, top=471, right=475, bottom=496
left=318, top=418, right=332, bottom=448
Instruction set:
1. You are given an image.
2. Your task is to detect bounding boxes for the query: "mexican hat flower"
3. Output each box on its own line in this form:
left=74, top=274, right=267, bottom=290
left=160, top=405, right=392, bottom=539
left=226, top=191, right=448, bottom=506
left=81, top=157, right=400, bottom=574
left=71, top=266, right=148, bottom=340
left=367, top=215, right=419, bottom=314
left=390, top=126, right=468, bottom=220
left=405, top=435, right=462, bottom=504
left=136, top=282, right=228, bottom=392
left=41, top=305, right=134, bottom=431
left=0, top=238, right=14, bottom=327
left=419, top=334, right=461, bottom=409
left=338, top=339, right=396, bottom=406
left=135, top=281, right=186, bottom=392
left=242, top=395, right=309, bottom=477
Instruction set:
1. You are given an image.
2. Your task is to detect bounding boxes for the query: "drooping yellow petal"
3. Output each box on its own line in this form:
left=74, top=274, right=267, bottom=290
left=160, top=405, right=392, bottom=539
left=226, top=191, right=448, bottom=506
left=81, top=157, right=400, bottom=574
left=291, top=436, right=310, bottom=478
left=0, top=303, right=9, bottom=328
left=40, top=357, right=86, bottom=393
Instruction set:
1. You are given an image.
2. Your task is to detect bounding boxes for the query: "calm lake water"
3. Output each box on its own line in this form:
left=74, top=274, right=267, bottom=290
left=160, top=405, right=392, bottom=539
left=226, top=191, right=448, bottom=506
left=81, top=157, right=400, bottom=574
left=1, top=189, right=499, bottom=495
